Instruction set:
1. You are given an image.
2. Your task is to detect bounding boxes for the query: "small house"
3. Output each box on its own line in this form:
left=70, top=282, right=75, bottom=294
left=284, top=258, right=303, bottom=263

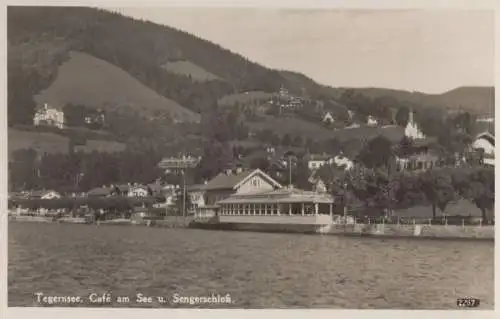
left=323, top=112, right=335, bottom=124
left=30, top=190, right=61, bottom=200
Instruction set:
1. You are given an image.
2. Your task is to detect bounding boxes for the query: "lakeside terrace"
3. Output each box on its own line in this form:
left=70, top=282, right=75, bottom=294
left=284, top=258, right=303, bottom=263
left=196, top=187, right=335, bottom=225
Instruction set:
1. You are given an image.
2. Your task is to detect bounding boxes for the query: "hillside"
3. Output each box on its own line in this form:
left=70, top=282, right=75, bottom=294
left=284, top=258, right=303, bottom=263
left=36, top=51, right=200, bottom=122
left=330, top=86, right=494, bottom=115
left=161, top=60, right=221, bottom=82
left=218, top=91, right=273, bottom=107
left=7, top=6, right=494, bottom=158
left=8, top=128, right=126, bottom=155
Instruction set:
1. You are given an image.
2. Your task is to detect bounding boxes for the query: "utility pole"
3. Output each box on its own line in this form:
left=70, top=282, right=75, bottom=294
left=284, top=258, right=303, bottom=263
left=284, top=152, right=296, bottom=188
left=157, top=155, right=200, bottom=225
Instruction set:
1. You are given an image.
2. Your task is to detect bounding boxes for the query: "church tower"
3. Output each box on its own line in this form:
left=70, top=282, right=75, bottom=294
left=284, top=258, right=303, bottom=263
left=408, top=108, right=414, bottom=125
left=405, top=109, right=425, bottom=139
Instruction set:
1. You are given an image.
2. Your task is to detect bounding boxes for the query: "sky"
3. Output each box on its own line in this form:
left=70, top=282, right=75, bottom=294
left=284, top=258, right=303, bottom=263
left=112, top=8, right=494, bottom=94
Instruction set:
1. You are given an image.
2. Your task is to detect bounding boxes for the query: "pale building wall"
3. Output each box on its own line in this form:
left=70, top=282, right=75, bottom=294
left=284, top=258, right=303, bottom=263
left=127, top=188, right=149, bottom=197
left=472, top=138, right=494, bottom=155
left=33, top=104, right=65, bottom=129
left=189, top=191, right=206, bottom=208
left=236, top=175, right=275, bottom=194
left=308, top=160, right=328, bottom=170
left=41, top=191, right=61, bottom=199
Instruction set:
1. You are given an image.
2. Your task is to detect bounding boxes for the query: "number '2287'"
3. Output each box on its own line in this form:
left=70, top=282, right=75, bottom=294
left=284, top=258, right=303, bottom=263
left=456, top=297, right=480, bottom=308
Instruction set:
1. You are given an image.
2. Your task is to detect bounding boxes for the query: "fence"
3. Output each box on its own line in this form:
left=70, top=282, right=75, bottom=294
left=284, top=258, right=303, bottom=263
left=355, top=216, right=494, bottom=226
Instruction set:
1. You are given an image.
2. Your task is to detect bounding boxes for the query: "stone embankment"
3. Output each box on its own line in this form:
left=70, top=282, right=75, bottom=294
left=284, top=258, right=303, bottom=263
left=321, top=223, right=494, bottom=240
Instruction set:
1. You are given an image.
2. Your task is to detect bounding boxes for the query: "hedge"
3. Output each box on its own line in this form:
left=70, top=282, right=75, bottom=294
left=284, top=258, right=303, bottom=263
left=11, top=196, right=159, bottom=210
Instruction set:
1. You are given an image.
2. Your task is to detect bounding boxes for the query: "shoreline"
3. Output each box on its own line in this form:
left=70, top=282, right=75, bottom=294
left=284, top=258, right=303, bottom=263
left=9, top=216, right=494, bottom=241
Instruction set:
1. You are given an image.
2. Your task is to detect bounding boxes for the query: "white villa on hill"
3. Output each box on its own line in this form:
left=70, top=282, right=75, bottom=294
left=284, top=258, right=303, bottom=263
left=33, top=103, right=65, bottom=129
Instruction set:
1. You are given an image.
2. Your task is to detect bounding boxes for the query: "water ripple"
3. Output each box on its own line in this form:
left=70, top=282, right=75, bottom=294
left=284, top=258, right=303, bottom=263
left=8, top=223, right=494, bottom=309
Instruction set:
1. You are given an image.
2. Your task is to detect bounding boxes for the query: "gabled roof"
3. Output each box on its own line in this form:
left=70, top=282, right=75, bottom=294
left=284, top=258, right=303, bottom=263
left=411, top=137, right=438, bottom=148
left=129, top=184, right=149, bottom=191
left=305, top=154, right=332, bottom=162
left=476, top=131, right=494, bottom=146
left=30, top=190, right=59, bottom=198
left=203, top=170, right=254, bottom=191
left=87, top=187, right=114, bottom=196
left=217, top=187, right=333, bottom=204
left=187, top=184, right=206, bottom=192
left=204, top=169, right=282, bottom=191
left=147, top=183, right=164, bottom=193
left=116, top=184, right=130, bottom=192
left=234, top=168, right=283, bottom=190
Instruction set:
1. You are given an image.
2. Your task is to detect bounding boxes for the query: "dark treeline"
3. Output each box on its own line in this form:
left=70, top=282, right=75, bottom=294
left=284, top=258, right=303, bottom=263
left=315, top=164, right=494, bottom=222
left=9, top=147, right=165, bottom=193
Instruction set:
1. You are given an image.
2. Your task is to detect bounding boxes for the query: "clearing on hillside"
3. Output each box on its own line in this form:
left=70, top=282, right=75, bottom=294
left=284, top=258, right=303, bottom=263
left=161, top=60, right=221, bottom=82
left=8, top=129, right=126, bottom=155
left=35, top=51, right=201, bottom=123
left=218, top=91, right=274, bottom=107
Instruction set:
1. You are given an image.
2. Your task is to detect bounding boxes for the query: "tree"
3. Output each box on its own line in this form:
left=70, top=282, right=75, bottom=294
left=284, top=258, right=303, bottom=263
left=292, top=135, right=303, bottom=147
left=323, top=138, right=342, bottom=155
left=465, top=167, right=494, bottom=223
left=395, top=136, right=414, bottom=157
left=281, top=134, right=292, bottom=147
left=395, top=107, right=410, bottom=127
left=292, top=157, right=311, bottom=190
left=394, top=171, right=426, bottom=208
left=173, top=187, right=193, bottom=216
left=452, top=112, right=476, bottom=135
left=316, top=163, right=350, bottom=213
left=356, top=135, right=393, bottom=169
left=249, top=156, right=270, bottom=171
left=419, top=169, right=457, bottom=218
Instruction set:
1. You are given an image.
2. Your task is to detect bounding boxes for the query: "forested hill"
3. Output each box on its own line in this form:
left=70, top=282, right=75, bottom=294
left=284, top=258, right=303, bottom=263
left=327, top=86, right=495, bottom=115
left=7, top=6, right=334, bottom=126
left=8, top=6, right=493, bottom=129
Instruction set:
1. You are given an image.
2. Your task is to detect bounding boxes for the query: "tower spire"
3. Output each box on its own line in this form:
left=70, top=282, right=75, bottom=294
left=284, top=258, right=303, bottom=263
left=408, top=108, right=414, bottom=125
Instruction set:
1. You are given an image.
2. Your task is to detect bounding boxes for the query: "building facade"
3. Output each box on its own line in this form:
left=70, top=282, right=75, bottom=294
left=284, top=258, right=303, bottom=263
left=33, top=103, right=65, bottom=129
left=472, top=132, right=495, bottom=166
left=195, top=168, right=283, bottom=217
left=404, top=110, right=425, bottom=139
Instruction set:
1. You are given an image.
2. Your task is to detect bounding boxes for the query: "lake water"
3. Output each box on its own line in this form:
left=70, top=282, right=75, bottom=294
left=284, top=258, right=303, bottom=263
left=8, top=222, right=494, bottom=309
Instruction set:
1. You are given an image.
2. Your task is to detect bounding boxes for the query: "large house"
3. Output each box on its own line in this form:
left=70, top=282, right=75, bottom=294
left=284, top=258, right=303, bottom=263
left=268, top=85, right=304, bottom=113
left=305, top=154, right=332, bottom=170
left=332, top=154, right=354, bottom=171
left=395, top=138, right=440, bottom=171
left=196, top=168, right=283, bottom=215
left=33, top=103, right=65, bottom=129
left=127, top=185, right=150, bottom=197
left=472, top=131, right=495, bottom=166
left=187, top=184, right=207, bottom=210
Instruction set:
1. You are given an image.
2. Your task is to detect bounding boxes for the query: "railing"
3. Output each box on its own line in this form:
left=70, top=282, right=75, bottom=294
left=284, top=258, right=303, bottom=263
left=355, top=216, right=494, bottom=226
